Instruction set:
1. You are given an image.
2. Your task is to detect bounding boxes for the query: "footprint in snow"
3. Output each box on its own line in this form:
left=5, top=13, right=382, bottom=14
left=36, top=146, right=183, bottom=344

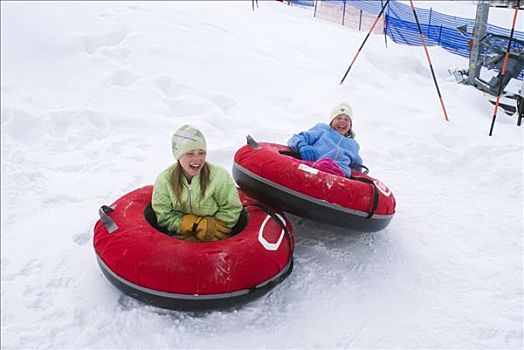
left=3, top=259, right=44, bottom=281
left=153, top=76, right=192, bottom=99
left=20, top=259, right=45, bottom=276
left=73, top=231, right=91, bottom=246
left=81, top=27, right=131, bottom=55
left=110, top=69, right=141, bottom=88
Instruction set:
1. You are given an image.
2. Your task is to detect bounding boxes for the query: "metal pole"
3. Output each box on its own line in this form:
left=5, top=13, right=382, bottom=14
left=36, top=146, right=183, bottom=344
left=381, top=0, right=388, bottom=47
left=386, top=2, right=391, bottom=39
left=340, top=0, right=391, bottom=84
left=468, top=1, right=490, bottom=86
left=518, top=78, right=524, bottom=126
left=488, top=2, right=520, bottom=136
left=342, top=0, right=346, bottom=26
left=428, top=7, right=432, bottom=37
left=408, top=0, right=450, bottom=122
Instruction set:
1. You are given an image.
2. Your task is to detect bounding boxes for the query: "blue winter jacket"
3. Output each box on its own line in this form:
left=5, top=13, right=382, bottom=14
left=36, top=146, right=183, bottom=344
left=288, top=123, right=363, bottom=177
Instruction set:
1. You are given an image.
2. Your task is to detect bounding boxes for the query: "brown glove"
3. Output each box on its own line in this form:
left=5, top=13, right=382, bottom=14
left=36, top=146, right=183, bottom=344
left=178, top=234, right=199, bottom=242
left=179, top=214, right=204, bottom=235
left=195, top=217, right=231, bottom=242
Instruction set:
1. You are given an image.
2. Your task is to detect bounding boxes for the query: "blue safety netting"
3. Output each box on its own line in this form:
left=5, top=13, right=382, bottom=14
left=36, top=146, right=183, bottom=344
left=289, top=0, right=524, bottom=79
left=290, top=0, right=316, bottom=6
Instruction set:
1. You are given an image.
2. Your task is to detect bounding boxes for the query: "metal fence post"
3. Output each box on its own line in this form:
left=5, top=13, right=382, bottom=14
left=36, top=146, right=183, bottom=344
left=428, top=7, right=432, bottom=37
left=438, top=25, right=443, bottom=45
left=342, top=0, right=347, bottom=26
left=384, top=5, right=391, bottom=35
left=359, top=9, right=362, bottom=31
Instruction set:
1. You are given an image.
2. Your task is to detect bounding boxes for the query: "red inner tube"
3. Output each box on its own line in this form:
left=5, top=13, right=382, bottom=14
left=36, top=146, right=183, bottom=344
left=234, top=142, right=396, bottom=217
left=93, top=186, right=294, bottom=296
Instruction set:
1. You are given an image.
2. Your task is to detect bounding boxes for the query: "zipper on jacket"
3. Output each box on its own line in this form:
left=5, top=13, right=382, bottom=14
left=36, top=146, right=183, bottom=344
left=184, top=183, right=193, bottom=213
left=334, top=135, right=344, bottom=160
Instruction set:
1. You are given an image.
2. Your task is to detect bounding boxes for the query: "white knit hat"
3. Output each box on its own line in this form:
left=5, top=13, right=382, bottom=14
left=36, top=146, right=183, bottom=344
left=330, top=102, right=353, bottom=120
left=329, top=102, right=355, bottom=137
left=171, top=125, right=207, bottom=160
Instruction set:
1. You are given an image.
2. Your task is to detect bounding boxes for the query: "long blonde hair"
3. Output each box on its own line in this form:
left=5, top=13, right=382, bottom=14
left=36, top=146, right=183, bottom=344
left=170, top=162, right=210, bottom=206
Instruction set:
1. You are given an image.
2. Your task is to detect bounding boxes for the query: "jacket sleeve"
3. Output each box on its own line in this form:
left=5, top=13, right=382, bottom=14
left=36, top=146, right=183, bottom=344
left=287, top=123, right=325, bottom=151
left=151, top=170, right=184, bottom=232
left=213, top=171, right=243, bottom=228
left=350, top=140, right=364, bottom=172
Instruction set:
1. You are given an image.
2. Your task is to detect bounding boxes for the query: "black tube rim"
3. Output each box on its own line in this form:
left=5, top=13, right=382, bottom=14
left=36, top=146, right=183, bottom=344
left=233, top=163, right=394, bottom=220
left=96, top=253, right=293, bottom=302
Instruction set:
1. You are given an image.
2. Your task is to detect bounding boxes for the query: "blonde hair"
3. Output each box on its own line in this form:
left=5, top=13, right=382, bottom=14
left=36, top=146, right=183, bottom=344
left=170, top=162, right=210, bottom=205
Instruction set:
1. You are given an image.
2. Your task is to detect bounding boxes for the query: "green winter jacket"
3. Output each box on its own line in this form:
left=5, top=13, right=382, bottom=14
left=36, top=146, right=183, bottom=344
left=151, top=162, right=242, bottom=233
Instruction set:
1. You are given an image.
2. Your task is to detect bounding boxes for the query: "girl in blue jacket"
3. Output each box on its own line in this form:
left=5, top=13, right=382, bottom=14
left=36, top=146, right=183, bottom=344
left=288, top=102, right=363, bottom=178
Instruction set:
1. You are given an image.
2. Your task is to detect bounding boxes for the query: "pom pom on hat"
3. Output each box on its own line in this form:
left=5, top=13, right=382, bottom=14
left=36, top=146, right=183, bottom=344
left=171, top=125, right=207, bottom=160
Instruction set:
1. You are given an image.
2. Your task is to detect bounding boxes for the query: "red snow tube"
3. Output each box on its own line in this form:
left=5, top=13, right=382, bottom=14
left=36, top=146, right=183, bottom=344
left=233, top=138, right=396, bottom=232
left=93, top=185, right=294, bottom=311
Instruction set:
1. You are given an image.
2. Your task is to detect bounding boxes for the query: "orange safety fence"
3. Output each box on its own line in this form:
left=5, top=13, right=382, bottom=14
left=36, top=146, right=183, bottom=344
left=315, top=1, right=384, bottom=34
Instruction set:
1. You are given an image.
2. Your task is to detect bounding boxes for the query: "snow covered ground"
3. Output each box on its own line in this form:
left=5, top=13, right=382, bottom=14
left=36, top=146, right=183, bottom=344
left=1, top=1, right=522, bottom=348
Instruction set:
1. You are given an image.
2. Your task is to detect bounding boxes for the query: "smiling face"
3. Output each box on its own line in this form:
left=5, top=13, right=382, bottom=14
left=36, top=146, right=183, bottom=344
left=179, top=149, right=207, bottom=180
left=330, top=114, right=352, bottom=135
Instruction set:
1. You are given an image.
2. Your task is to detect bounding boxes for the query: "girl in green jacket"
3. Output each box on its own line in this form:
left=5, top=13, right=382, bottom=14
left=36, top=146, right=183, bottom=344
left=152, top=125, right=242, bottom=242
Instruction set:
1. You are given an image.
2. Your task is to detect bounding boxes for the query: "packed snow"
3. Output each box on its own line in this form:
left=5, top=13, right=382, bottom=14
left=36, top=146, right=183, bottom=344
left=1, top=1, right=522, bottom=348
